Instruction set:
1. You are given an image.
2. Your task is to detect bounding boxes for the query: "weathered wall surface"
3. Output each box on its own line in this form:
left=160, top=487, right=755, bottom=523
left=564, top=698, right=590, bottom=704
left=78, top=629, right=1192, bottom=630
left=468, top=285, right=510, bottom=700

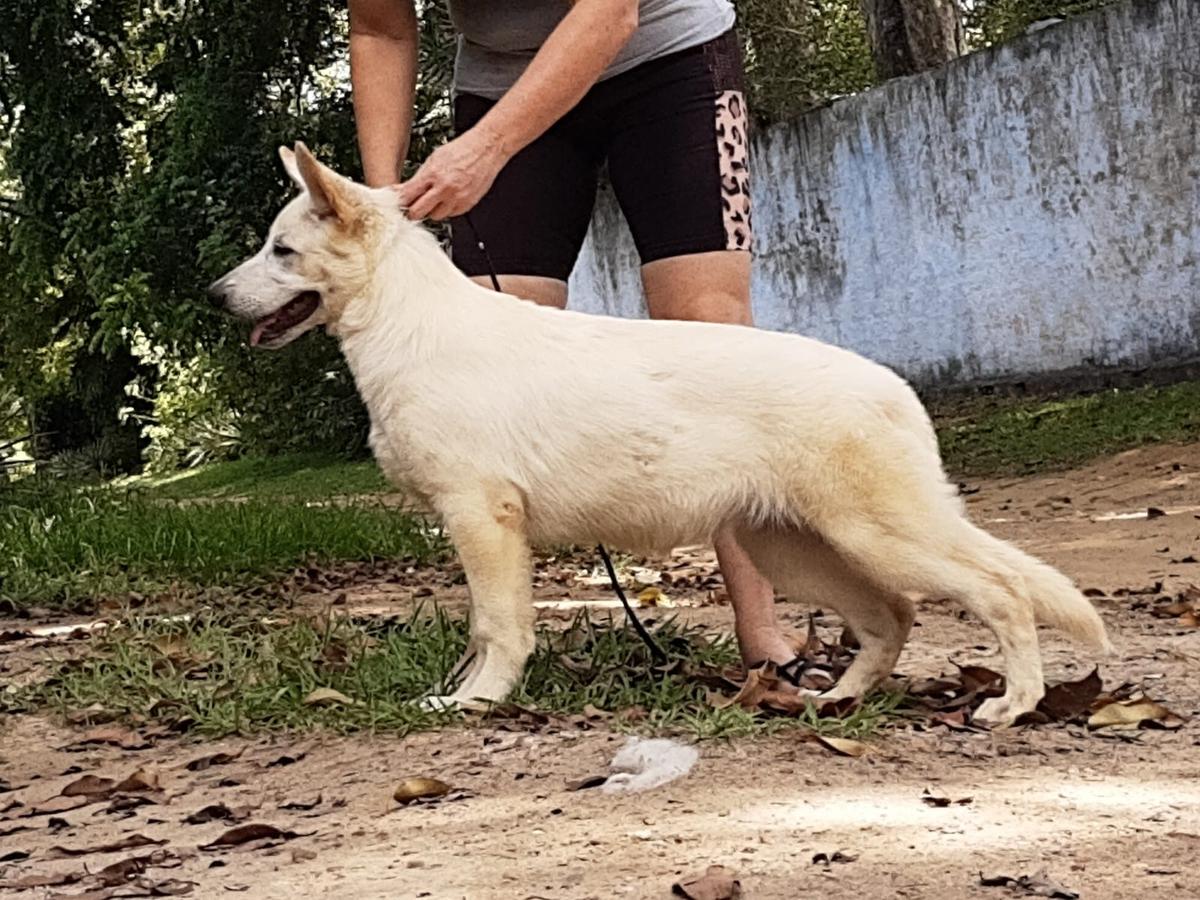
left=567, top=0, right=1200, bottom=385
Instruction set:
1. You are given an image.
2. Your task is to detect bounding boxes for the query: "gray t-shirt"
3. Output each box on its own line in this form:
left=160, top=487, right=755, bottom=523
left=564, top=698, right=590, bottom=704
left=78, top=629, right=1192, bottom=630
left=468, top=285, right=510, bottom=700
left=448, top=0, right=736, bottom=99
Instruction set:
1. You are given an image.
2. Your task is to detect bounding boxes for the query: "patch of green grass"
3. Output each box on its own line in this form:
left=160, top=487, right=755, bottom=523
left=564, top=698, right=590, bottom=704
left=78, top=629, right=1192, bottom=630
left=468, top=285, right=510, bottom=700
left=18, top=610, right=897, bottom=740
left=935, top=381, right=1200, bottom=477
left=131, top=452, right=387, bottom=503
left=0, top=480, right=439, bottom=608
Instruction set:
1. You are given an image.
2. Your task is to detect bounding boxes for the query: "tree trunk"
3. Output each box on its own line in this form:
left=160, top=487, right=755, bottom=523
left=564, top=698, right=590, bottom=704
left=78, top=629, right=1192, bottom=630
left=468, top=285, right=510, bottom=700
left=860, top=0, right=964, bottom=80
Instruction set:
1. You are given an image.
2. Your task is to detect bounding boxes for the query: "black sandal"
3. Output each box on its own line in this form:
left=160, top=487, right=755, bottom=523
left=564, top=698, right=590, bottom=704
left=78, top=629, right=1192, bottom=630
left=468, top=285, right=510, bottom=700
left=746, top=656, right=807, bottom=688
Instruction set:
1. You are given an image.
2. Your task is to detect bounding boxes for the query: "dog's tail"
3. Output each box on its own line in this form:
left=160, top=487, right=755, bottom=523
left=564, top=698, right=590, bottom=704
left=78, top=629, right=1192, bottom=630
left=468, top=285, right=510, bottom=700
left=995, top=540, right=1113, bottom=654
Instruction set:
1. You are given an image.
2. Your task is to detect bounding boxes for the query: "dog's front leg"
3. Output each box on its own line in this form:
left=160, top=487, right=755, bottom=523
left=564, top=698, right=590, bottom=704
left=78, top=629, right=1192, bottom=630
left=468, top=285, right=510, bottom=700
left=421, top=482, right=535, bottom=710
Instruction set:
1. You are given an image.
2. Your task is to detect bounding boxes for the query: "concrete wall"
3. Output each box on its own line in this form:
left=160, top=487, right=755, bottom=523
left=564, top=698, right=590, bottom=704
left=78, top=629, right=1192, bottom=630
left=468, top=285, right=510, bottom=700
left=567, top=0, right=1200, bottom=386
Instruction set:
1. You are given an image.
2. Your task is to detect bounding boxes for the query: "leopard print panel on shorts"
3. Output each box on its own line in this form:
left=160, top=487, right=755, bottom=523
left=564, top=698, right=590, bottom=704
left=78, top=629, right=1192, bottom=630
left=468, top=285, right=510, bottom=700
left=715, top=90, right=751, bottom=251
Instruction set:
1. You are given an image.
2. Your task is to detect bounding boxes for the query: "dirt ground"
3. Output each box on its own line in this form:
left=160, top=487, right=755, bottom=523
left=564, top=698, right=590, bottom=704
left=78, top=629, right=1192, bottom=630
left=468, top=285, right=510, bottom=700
left=2, top=443, right=1199, bottom=899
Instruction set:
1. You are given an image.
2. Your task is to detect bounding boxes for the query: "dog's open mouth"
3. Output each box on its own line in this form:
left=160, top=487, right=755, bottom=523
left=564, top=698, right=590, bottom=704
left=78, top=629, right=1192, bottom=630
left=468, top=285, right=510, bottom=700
left=249, top=292, right=321, bottom=346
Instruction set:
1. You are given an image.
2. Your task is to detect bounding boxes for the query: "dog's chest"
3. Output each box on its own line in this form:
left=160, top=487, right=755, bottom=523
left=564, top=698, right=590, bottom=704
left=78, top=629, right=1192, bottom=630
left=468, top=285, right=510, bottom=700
left=367, top=420, right=434, bottom=504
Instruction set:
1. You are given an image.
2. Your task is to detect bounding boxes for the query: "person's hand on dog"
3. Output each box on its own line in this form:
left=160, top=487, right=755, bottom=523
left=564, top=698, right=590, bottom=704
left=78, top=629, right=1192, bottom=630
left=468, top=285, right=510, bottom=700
left=396, top=127, right=506, bottom=221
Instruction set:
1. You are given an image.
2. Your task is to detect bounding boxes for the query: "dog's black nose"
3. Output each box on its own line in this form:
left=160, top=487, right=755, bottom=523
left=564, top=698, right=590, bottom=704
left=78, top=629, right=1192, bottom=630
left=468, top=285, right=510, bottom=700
left=206, top=277, right=229, bottom=309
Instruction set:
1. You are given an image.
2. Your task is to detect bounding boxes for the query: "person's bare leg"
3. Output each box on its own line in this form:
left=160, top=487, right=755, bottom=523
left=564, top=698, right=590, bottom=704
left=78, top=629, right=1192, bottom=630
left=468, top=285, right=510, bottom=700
left=642, top=251, right=794, bottom=668
left=469, top=274, right=566, bottom=308
left=714, top=528, right=796, bottom=665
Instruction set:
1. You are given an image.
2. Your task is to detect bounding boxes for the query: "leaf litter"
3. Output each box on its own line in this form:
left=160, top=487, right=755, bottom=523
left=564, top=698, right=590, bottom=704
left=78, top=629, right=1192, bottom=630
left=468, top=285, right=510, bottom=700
left=392, top=777, right=453, bottom=805
left=199, top=823, right=313, bottom=851
left=979, top=871, right=1079, bottom=898
left=921, top=788, right=973, bottom=807
left=46, top=833, right=167, bottom=858
left=701, top=616, right=1185, bottom=737
left=182, top=750, right=243, bottom=772
left=183, top=803, right=256, bottom=826
left=1135, top=584, right=1200, bottom=628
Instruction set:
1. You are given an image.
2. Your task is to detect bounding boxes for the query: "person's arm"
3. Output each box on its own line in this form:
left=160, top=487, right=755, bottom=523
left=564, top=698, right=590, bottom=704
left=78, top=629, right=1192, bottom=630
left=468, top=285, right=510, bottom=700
left=398, top=0, right=639, bottom=220
left=349, top=0, right=419, bottom=187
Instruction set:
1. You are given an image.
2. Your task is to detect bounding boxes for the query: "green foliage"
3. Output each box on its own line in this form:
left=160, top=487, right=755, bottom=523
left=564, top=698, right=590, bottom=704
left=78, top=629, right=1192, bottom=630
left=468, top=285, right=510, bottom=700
left=736, top=0, right=876, bottom=124
left=965, top=0, right=1113, bottom=46
left=0, top=0, right=397, bottom=472
left=138, top=452, right=387, bottom=502
left=0, top=477, right=439, bottom=607
left=936, top=381, right=1200, bottom=477
left=20, top=607, right=897, bottom=739
left=0, top=0, right=1126, bottom=475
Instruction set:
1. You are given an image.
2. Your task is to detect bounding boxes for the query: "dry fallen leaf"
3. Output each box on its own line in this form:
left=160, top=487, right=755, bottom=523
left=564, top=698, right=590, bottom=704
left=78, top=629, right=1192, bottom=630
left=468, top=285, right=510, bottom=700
left=46, top=833, right=167, bottom=858
left=113, top=767, right=162, bottom=794
left=147, top=878, right=196, bottom=896
left=1, top=871, right=82, bottom=890
left=636, top=586, right=673, bottom=608
left=69, top=726, right=151, bottom=751
left=184, top=750, right=243, bottom=772
left=393, top=777, right=452, bottom=804
left=65, top=704, right=121, bottom=726
left=954, top=664, right=1005, bottom=696
left=184, top=803, right=255, bottom=825
left=812, top=736, right=870, bottom=758
left=302, top=687, right=359, bottom=707
left=479, top=702, right=551, bottom=727
left=263, top=753, right=306, bottom=768
left=979, top=871, right=1079, bottom=898
left=615, top=705, right=648, bottom=723
left=922, top=789, right=973, bottom=807
left=1087, top=700, right=1185, bottom=730
left=277, top=795, right=322, bottom=811
left=104, top=795, right=159, bottom=818
left=565, top=774, right=609, bottom=792
left=715, top=664, right=807, bottom=715
left=929, top=709, right=982, bottom=732
left=15, top=795, right=92, bottom=818
left=199, top=823, right=311, bottom=850
left=1036, top=668, right=1103, bottom=721
left=812, top=851, right=858, bottom=865
left=92, top=849, right=178, bottom=887
left=61, top=775, right=117, bottom=798
left=64, top=876, right=195, bottom=898
left=671, top=864, right=742, bottom=900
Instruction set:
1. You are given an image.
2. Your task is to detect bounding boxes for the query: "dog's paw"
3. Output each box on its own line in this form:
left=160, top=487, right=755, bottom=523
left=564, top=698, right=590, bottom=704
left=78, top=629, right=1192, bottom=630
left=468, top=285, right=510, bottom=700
left=416, top=694, right=459, bottom=713
left=814, top=686, right=857, bottom=702
left=417, top=694, right=489, bottom=714
left=973, top=696, right=1021, bottom=728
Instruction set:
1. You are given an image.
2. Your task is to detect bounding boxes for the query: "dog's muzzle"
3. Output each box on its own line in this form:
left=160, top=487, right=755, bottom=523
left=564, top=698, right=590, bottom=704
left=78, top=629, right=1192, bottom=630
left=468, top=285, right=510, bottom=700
left=206, top=276, right=231, bottom=310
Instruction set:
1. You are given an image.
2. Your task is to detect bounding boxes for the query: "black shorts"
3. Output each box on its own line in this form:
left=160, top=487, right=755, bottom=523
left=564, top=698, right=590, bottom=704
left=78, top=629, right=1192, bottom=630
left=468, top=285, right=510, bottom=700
left=450, top=29, right=751, bottom=281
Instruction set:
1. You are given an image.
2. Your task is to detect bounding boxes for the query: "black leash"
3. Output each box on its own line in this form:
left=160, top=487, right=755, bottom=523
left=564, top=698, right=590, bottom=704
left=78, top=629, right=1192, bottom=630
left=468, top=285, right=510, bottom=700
left=460, top=212, right=669, bottom=666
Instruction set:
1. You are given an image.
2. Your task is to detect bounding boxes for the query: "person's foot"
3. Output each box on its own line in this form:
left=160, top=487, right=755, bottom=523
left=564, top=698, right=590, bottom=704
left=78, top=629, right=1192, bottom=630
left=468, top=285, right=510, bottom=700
left=736, top=625, right=799, bottom=673
left=713, top=528, right=800, bottom=687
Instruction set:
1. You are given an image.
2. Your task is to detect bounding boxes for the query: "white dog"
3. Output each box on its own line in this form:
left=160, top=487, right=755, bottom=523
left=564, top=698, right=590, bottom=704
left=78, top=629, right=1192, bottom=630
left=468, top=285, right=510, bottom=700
left=210, top=143, right=1111, bottom=726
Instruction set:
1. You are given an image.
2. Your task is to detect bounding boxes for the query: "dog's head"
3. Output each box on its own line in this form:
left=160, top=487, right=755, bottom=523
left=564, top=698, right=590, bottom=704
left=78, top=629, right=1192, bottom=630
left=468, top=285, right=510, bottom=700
left=208, top=142, right=382, bottom=349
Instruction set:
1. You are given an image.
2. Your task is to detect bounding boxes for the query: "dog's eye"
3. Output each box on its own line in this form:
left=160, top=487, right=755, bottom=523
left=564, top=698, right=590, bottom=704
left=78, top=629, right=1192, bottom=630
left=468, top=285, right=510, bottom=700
left=273, top=243, right=296, bottom=257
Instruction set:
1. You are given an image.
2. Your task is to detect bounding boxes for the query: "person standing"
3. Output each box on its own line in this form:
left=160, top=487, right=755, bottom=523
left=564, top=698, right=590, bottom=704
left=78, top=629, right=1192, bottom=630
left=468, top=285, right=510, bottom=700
left=348, top=0, right=798, bottom=673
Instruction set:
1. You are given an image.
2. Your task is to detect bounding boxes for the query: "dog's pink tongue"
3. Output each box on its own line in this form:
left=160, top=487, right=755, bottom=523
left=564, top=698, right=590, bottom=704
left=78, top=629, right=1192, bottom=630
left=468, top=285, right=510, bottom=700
left=249, top=317, right=273, bottom=347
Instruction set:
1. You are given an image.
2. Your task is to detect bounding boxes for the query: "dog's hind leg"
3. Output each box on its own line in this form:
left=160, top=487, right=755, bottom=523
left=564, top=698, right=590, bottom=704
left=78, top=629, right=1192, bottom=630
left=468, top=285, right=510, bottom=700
left=740, top=527, right=913, bottom=700
left=423, top=481, right=536, bottom=709
left=814, top=512, right=1045, bottom=726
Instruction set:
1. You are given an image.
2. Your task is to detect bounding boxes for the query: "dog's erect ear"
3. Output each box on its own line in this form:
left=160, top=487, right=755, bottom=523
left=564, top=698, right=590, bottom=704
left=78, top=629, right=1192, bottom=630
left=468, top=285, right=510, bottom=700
left=279, top=146, right=304, bottom=189
left=293, top=141, right=354, bottom=221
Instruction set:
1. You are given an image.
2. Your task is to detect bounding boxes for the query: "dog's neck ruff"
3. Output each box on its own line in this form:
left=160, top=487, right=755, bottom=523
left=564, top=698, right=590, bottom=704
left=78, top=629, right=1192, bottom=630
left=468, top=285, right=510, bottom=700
left=334, top=218, right=486, bottom=407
